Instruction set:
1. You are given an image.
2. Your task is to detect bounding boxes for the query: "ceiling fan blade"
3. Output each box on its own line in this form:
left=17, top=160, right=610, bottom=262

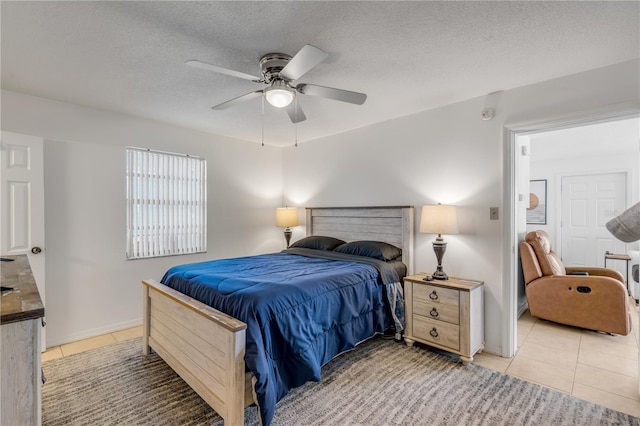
left=186, top=60, right=262, bottom=82
left=296, top=84, right=367, bottom=105
left=212, top=91, right=263, bottom=110
left=279, top=45, right=328, bottom=81
left=286, top=102, right=307, bottom=123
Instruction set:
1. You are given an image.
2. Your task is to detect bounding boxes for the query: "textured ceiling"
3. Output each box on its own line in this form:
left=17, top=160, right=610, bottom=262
left=2, top=1, right=639, bottom=147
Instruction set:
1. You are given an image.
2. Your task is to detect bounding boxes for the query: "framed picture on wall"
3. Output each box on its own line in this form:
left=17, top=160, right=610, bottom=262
left=527, top=179, right=547, bottom=224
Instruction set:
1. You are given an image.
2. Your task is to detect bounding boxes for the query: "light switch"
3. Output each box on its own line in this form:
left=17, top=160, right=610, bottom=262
left=490, top=207, right=499, bottom=220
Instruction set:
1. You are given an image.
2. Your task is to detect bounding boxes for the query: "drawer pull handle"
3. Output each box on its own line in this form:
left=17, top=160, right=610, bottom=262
left=429, top=290, right=439, bottom=301
left=430, top=308, right=439, bottom=318
left=430, top=328, right=439, bottom=338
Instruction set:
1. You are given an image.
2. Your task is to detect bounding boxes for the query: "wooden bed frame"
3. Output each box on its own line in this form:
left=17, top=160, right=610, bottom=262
left=142, top=206, right=414, bottom=426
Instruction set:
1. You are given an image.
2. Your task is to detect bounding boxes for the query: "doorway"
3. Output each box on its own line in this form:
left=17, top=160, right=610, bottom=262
left=1, top=132, right=47, bottom=349
left=505, top=114, right=640, bottom=358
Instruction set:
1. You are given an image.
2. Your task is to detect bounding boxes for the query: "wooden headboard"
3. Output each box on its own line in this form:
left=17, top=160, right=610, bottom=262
left=305, top=206, right=414, bottom=275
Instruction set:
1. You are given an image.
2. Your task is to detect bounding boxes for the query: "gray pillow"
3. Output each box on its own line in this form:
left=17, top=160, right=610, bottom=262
left=290, top=236, right=346, bottom=251
left=334, top=240, right=402, bottom=261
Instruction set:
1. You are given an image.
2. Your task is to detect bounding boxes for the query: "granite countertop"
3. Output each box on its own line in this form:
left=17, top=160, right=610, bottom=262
left=1, top=254, right=44, bottom=324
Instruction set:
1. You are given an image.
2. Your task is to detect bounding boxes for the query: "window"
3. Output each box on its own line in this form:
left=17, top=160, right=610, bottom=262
left=126, top=147, right=207, bottom=259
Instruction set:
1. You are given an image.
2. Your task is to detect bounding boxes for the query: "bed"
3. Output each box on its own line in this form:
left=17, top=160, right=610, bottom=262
left=142, top=206, right=414, bottom=426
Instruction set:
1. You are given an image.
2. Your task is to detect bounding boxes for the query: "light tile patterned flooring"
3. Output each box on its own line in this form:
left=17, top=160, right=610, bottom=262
left=43, top=304, right=640, bottom=417
left=475, top=301, right=640, bottom=417
left=41, top=326, right=143, bottom=361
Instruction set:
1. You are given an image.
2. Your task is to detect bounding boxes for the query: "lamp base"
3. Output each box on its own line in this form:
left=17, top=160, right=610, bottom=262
left=284, top=227, right=292, bottom=248
left=432, top=267, right=449, bottom=280
left=432, top=237, right=449, bottom=280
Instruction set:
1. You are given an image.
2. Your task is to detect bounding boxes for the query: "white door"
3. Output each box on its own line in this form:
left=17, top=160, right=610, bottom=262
left=561, top=172, right=627, bottom=270
left=1, top=131, right=46, bottom=350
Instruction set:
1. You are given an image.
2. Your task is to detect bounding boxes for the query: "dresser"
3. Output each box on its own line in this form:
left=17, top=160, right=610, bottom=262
left=1, top=255, right=44, bottom=425
left=403, top=273, right=484, bottom=365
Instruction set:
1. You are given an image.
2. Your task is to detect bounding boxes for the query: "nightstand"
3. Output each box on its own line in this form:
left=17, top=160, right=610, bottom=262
left=403, top=273, right=484, bottom=365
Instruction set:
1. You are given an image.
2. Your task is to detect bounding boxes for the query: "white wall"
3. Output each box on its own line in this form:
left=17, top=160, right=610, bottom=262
left=1, top=90, right=285, bottom=347
left=283, top=59, right=640, bottom=355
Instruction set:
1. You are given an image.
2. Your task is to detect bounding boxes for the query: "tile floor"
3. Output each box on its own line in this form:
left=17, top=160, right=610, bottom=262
left=41, top=325, right=143, bottom=362
left=42, top=303, right=640, bottom=418
left=475, top=299, right=640, bottom=417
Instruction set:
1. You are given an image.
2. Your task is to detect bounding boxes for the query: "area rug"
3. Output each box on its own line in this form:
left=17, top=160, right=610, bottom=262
left=42, top=336, right=638, bottom=425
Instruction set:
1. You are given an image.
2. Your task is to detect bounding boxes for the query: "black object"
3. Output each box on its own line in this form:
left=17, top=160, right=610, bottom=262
left=423, top=275, right=434, bottom=282
left=633, top=264, right=638, bottom=283
left=569, top=272, right=589, bottom=276
left=0, top=258, right=14, bottom=262
left=382, top=326, right=397, bottom=340
left=1, top=286, right=14, bottom=292
left=577, top=286, right=592, bottom=294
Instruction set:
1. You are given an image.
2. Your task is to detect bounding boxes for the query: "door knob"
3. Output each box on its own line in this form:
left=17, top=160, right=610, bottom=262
left=31, top=246, right=42, bottom=254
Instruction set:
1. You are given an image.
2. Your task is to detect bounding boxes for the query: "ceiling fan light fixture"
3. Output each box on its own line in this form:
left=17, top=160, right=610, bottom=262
left=265, top=81, right=295, bottom=108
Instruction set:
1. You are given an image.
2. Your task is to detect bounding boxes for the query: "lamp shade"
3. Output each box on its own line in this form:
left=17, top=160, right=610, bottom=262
left=276, top=207, right=299, bottom=228
left=420, top=204, right=459, bottom=235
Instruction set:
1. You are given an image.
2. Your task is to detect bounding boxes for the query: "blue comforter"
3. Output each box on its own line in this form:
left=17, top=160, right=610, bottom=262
left=160, top=249, right=404, bottom=426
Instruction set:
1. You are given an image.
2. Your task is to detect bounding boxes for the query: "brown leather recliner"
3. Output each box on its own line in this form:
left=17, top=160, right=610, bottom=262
left=519, top=230, right=632, bottom=335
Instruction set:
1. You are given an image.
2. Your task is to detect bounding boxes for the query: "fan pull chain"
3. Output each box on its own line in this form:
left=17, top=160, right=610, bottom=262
left=294, top=97, right=298, bottom=147
left=261, top=95, right=265, bottom=147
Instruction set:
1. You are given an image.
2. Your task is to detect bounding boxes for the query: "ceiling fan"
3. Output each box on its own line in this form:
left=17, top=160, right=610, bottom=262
left=186, top=45, right=367, bottom=123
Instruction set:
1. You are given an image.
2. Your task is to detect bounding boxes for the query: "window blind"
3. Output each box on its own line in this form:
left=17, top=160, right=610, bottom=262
left=126, top=147, right=207, bottom=259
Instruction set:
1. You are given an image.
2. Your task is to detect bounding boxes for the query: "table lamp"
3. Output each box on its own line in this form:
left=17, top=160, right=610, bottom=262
left=420, top=204, right=459, bottom=280
left=276, top=207, right=299, bottom=248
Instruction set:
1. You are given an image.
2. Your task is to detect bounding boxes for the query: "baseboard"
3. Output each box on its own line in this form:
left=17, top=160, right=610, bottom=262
left=46, top=318, right=142, bottom=348
left=482, top=343, right=501, bottom=356
left=517, top=301, right=529, bottom=318
left=478, top=303, right=529, bottom=358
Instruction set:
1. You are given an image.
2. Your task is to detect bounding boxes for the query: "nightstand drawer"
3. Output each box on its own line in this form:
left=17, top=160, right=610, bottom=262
left=414, top=283, right=459, bottom=308
left=413, top=315, right=459, bottom=351
left=413, top=299, right=459, bottom=325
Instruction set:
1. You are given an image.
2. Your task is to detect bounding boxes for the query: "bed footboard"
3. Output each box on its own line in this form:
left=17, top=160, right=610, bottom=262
left=142, top=279, right=250, bottom=426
